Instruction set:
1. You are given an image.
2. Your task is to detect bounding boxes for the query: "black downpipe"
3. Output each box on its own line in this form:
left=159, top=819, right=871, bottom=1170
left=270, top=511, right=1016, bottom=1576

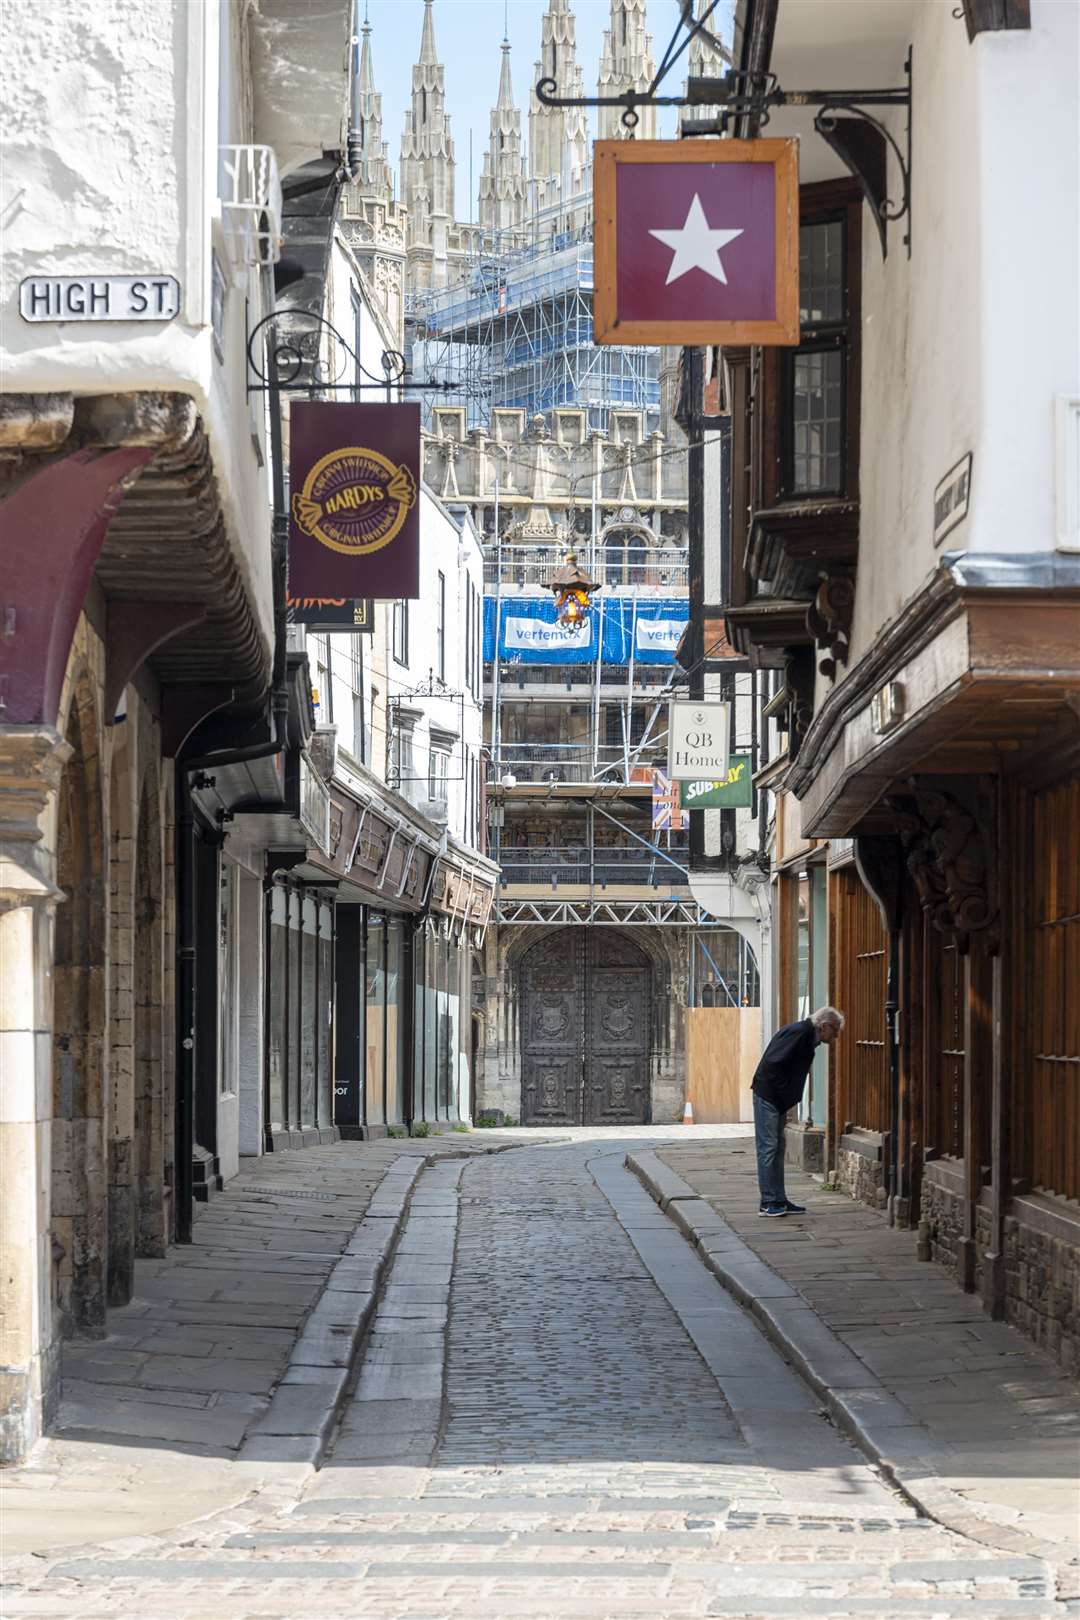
left=174, top=767, right=197, bottom=1244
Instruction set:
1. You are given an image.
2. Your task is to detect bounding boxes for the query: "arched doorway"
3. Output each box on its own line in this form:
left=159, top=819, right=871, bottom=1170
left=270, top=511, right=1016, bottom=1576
left=520, top=928, right=651, bottom=1126
left=53, top=675, right=106, bottom=1338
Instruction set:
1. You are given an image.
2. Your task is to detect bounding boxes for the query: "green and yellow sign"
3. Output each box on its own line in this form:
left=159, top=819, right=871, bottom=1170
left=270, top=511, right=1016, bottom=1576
left=678, top=756, right=752, bottom=810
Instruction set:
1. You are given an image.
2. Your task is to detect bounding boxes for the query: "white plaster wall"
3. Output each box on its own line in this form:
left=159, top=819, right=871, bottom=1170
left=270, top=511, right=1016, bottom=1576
left=846, top=0, right=1080, bottom=671
left=2, top=0, right=275, bottom=664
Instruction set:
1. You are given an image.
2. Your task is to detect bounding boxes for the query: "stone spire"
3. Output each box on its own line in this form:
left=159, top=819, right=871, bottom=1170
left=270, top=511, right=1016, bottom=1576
left=400, top=0, right=456, bottom=248
left=529, top=0, right=589, bottom=219
left=478, top=40, right=527, bottom=237
left=597, top=0, right=657, bottom=140
left=352, top=18, right=392, bottom=200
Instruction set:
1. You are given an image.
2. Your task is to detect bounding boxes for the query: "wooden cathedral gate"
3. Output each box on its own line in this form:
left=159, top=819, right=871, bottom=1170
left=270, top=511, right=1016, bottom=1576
left=520, top=928, right=651, bottom=1127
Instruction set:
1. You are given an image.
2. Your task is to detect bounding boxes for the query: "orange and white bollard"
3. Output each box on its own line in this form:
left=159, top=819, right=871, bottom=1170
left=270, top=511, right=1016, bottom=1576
left=682, top=1098, right=694, bottom=1126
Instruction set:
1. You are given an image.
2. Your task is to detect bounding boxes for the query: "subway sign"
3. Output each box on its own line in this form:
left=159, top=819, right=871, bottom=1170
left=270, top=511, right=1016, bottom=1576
left=678, top=756, right=752, bottom=810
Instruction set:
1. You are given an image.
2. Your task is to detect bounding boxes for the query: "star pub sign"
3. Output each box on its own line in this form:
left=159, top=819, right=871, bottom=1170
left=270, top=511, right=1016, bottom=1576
left=593, top=138, right=800, bottom=347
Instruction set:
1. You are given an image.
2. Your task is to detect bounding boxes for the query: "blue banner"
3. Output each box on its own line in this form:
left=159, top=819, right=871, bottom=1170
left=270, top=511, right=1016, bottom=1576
left=484, top=597, right=687, bottom=666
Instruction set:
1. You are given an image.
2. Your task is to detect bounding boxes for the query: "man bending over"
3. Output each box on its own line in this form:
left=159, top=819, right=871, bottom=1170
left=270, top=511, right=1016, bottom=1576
left=751, top=1006, right=844, bottom=1217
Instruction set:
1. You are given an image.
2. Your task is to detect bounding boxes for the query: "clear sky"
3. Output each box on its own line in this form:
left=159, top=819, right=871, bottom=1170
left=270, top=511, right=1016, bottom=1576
left=360, top=1, right=734, bottom=222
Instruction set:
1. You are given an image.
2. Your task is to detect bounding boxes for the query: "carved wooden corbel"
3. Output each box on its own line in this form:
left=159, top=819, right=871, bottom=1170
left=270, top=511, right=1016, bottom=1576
left=784, top=647, right=816, bottom=759
left=885, top=780, right=998, bottom=950
left=806, top=574, right=855, bottom=679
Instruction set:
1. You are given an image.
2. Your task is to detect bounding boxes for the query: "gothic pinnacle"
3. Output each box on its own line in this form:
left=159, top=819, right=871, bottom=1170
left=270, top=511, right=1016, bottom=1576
left=419, top=0, right=438, bottom=66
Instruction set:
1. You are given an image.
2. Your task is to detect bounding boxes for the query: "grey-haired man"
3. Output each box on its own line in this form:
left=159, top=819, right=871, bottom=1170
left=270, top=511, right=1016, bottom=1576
left=751, top=1006, right=845, bottom=1217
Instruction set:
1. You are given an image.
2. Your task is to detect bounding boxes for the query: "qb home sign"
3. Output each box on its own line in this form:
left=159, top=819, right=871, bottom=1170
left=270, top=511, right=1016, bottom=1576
left=593, top=139, right=799, bottom=347
left=668, top=700, right=730, bottom=783
left=289, top=402, right=420, bottom=601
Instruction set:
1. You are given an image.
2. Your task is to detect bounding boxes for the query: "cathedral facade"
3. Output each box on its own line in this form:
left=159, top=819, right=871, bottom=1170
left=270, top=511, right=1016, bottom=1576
left=338, top=1, right=750, bottom=1127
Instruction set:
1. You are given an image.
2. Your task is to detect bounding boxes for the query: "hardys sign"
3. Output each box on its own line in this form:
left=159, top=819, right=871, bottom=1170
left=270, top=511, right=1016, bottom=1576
left=288, top=402, right=420, bottom=600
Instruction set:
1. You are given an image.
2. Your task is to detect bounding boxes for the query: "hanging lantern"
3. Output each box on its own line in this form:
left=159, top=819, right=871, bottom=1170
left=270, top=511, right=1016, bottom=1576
left=546, top=550, right=599, bottom=631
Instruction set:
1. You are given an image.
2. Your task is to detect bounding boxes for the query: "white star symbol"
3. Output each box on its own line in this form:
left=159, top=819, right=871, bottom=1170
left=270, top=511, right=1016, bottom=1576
left=649, top=193, right=744, bottom=286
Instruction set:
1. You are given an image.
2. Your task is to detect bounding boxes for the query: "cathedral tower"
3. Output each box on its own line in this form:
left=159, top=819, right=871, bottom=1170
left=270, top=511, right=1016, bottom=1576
left=353, top=17, right=392, bottom=200
left=529, top=0, right=589, bottom=225
left=478, top=40, right=528, bottom=238
left=400, top=0, right=456, bottom=286
left=597, top=0, right=657, bottom=140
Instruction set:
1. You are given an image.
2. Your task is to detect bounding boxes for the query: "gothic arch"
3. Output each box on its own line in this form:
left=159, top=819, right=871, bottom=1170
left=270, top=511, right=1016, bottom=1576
left=52, top=666, right=107, bottom=1338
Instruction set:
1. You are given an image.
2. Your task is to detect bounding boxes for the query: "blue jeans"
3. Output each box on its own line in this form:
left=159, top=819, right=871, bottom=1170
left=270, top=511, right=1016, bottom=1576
left=753, top=1093, right=786, bottom=1207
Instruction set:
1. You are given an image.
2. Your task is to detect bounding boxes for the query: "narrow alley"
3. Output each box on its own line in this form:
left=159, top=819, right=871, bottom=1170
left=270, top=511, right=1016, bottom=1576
left=3, top=1132, right=1075, bottom=1619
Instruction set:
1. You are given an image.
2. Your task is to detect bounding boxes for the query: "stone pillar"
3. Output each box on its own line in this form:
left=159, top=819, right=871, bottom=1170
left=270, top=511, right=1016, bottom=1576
left=0, top=728, right=70, bottom=1462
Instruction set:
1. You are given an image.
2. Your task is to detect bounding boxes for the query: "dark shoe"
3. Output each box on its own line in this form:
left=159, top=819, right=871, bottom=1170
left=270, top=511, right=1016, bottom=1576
left=782, top=1200, right=807, bottom=1214
left=759, top=1204, right=788, bottom=1218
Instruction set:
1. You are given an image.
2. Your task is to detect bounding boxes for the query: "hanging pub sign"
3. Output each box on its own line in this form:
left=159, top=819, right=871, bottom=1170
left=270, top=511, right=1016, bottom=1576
left=593, top=138, right=799, bottom=347
left=678, top=757, right=753, bottom=810
left=288, top=402, right=420, bottom=600
left=667, top=699, right=730, bottom=783
left=285, top=596, right=374, bottom=631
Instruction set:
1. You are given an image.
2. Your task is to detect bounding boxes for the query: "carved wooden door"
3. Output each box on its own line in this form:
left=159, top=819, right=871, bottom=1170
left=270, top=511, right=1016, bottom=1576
left=585, top=933, right=649, bottom=1125
left=521, top=930, right=650, bottom=1126
left=521, top=932, right=584, bottom=1126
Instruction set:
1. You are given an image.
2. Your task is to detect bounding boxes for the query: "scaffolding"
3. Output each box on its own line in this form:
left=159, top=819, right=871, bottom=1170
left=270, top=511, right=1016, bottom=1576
left=406, top=233, right=660, bottom=431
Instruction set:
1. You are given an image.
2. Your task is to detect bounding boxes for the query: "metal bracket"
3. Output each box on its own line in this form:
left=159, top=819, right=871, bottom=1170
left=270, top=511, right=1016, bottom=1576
left=537, top=5, right=913, bottom=260
left=245, top=309, right=455, bottom=399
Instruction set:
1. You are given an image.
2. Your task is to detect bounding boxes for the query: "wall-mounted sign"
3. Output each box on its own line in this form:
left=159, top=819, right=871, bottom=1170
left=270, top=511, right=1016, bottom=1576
left=286, top=596, right=373, bottom=631
left=667, top=700, right=730, bottom=782
left=678, top=756, right=752, bottom=810
left=288, top=402, right=420, bottom=600
left=593, top=138, right=799, bottom=347
left=20, top=275, right=181, bottom=322
left=933, top=452, right=972, bottom=547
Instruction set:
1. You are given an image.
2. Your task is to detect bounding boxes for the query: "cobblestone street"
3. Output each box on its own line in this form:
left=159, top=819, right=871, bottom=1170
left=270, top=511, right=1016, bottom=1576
left=3, top=1135, right=1074, bottom=1619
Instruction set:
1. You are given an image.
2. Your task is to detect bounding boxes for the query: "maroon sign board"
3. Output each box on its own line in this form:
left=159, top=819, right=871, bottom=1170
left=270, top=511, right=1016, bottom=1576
left=593, top=138, right=800, bottom=347
left=288, top=402, right=420, bottom=600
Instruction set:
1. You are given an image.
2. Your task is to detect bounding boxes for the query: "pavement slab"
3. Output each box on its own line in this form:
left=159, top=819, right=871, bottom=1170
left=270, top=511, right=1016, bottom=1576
left=2, top=1127, right=1075, bottom=1618
left=647, top=1137, right=1080, bottom=1562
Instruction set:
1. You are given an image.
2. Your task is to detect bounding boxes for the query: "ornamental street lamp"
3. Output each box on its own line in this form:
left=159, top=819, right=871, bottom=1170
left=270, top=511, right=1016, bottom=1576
left=546, top=550, right=599, bottom=630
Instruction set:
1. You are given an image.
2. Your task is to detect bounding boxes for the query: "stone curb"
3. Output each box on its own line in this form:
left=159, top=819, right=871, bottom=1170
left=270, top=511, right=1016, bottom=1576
left=625, top=1150, right=1074, bottom=1568
left=237, top=1138, right=536, bottom=1468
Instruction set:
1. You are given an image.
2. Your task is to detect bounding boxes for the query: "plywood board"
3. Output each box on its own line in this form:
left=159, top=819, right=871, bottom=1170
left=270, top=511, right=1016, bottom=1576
left=685, top=1007, right=761, bottom=1123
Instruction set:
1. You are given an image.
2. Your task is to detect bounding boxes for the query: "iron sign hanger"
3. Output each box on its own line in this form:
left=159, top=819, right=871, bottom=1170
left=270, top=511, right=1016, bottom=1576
left=246, top=309, right=456, bottom=400
left=536, top=1, right=911, bottom=257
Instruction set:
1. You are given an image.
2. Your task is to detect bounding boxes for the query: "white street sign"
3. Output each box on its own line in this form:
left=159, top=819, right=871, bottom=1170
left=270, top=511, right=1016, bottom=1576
left=667, top=699, right=730, bottom=782
left=20, top=275, right=181, bottom=322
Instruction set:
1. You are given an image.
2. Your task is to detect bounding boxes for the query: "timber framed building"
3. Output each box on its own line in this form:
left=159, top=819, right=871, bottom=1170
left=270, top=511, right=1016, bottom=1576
left=708, top=0, right=1080, bottom=1373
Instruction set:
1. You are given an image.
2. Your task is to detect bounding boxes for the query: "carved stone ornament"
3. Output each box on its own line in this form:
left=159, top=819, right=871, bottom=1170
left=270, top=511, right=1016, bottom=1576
left=886, top=782, right=997, bottom=946
left=806, top=574, right=855, bottom=679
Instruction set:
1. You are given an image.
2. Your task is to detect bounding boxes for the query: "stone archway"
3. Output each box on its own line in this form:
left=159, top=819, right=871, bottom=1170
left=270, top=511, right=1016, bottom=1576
left=520, top=928, right=652, bottom=1126
left=52, top=672, right=107, bottom=1338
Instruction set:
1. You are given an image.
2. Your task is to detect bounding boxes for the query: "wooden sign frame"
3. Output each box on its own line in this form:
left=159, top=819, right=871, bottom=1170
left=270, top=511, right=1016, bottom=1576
left=593, top=138, right=800, bottom=347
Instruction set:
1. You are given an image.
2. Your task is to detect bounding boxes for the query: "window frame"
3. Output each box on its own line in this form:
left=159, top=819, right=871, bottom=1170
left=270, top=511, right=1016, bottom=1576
left=392, top=598, right=409, bottom=667
left=760, top=179, right=863, bottom=509
left=436, top=570, right=446, bottom=682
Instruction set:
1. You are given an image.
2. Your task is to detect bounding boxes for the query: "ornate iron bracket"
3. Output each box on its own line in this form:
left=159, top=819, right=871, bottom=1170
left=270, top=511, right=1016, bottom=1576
left=245, top=309, right=453, bottom=399
left=537, top=4, right=912, bottom=260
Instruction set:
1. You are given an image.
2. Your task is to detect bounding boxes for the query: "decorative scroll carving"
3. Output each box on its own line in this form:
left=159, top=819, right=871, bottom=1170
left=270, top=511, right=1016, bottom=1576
left=806, top=574, right=855, bottom=680
left=784, top=647, right=816, bottom=759
left=886, top=781, right=997, bottom=948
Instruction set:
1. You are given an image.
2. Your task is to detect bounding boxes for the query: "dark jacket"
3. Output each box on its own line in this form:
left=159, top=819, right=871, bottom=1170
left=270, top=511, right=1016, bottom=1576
left=751, top=1017, right=818, bottom=1114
